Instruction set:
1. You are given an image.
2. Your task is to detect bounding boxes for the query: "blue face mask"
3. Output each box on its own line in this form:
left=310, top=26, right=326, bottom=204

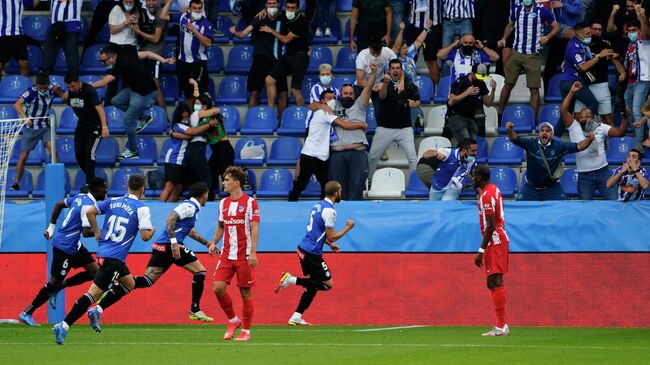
left=628, top=32, right=639, bottom=42
left=465, top=155, right=475, bottom=164
left=522, top=0, right=533, bottom=6
left=193, top=104, right=202, bottom=111
left=582, top=37, right=591, bottom=45
left=124, top=3, right=134, bottom=11
left=320, top=75, right=332, bottom=85
left=38, top=90, right=48, bottom=97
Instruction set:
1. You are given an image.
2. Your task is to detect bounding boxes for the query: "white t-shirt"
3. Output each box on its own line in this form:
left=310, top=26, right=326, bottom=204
left=301, top=110, right=338, bottom=161
left=567, top=120, right=611, bottom=172
left=108, top=5, right=138, bottom=46
left=189, top=111, right=207, bottom=143
left=355, top=47, right=397, bottom=85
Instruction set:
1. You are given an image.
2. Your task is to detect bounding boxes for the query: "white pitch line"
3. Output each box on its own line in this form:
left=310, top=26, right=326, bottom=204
left=354, top=325, right=429, bottom=332
left=0, top=327, right=350, bottom=333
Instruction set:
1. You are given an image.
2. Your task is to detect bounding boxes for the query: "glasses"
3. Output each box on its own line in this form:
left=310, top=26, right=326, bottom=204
left=341, top=83, right=354, bottom=88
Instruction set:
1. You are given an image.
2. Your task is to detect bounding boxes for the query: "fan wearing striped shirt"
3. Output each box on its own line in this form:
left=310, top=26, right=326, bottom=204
left=0, top=0, right=29, bottom=77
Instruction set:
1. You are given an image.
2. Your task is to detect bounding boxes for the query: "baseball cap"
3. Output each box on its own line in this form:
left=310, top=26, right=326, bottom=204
left=472, top=63, right=489, bottom=80
left=538, top=122, right=555, bottom=133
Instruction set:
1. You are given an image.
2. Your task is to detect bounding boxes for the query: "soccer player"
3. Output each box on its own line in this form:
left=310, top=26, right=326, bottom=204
left=53, top=175, right=154, bottom=345
left=471, top=165, right=510, bottom=336
left=87, top=182, right=214, bottom=329
left=274, top=180, right=355, bottom=326
left=208, top=166, right=259, bottom=341
left=18, top=177, right=107, bottom=326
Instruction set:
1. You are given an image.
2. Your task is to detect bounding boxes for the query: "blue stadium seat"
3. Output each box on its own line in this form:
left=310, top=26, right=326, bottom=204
left=538, top=104, right=560, bottom=126
left=545, top=74, right=563, bottom=103
left=53, top=49, right=69, bottom=74
left=278, top=106, right=309, bottom=136
left=0, top=75, right=31, bottom=103
left=159, top=76, right=179, bottom=104
left=334, top=46, right=357, bottom=74
left=33, top=169, right=71, bottom=198
left=78, top=17, right=89, bottom=42
left=80, top=44, right=107, bottom=74
left=161, top=45, right=177, bottom=73
left=560, top=168, right=579, bottom=197
left=119, top=137, right=157, bottom=166
left=564, top=150, right=577, bottom=165
left=234, top=137, right=267, bottom=166
left=225, top=45, right=254, bottom=74
left=5, top=169, right=33, bottom=198
left=331, top=74, right=356, bottom=91
left=300, top=75, right=320, bottom=102
left=232, top=18, right=252, bottom=44
left=6, top=45, right=42, bottom=75
left=488, top=137, right=524, bottom=165
left=56, top=137, right=77, bottom=165
left=206, top=45, right=225, bottom=73
left=57, top=107, right=78, bottom=134
left=96, top=24, right=110, bottom=43
left=71, top=168, right=109, bottom=195
left=490, top=167, right=517, bottom=197
left=337, top=0, right=353, bottom=11
left=79, top=75, right=106, bottom=99
left=157, top=138, right=174, bottom=165
left=108, top=167, right=144, bottom=196
left=366, top=105, right=377, bottom=134
left=405, top=170, right=428, bottom=198
left=413, top=75, right=433, bottom=104
left=267, top=137, right=302, bottom=166
left=217, top=76, right=248, bottom=104
left=301, top=175, right=322, bottom=198
left=22, top=15, right=50, bottom=42
left=434, top=76, right=451, bottom=103
left=9, top=140, right=45, bottom=166
left=306, top=46, right=334, bottom=74
left=311, top=17, right=341, bottom=44
left=218, top=105, right=241, bottom=134
left=105, top=106, right=126, bottom=134
left=255, top=168, right=293, bottom=198
left=240, top=106, right=277, bottom=135
left=607, top=136, right=636, bottom=164
left=476, top=136, right=488, bottom=164
left=499, top=104, right=535, bottom=133
left=212, top=16, right=233, bottom=43
left=95, top=136, right=119, bottom=166
left=0, top=105, right=19, bottom=121
left=139, top=106, right=167, bottom=134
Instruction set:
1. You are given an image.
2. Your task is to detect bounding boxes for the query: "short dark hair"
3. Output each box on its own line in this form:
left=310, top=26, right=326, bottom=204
left=189, top=0, right=203, bottom=6
left=64, top=71, right=80, bottom=84
left=224, top=166, right=247, bottom=188
left=99, top=44, right=118, bottom=56
left=35, top=72, right=49, bottom=86
left=194, top=94, right=213, bottom=109
left=285, top=0, right=299, bottom=5
left=369, top=37, right=383, bottom=54
left=630, top=148, right=643, bottom=159
left=172, top=103, right=192, bottom=124
left=460, top=137, right=477, bottom=150
left=127, top=174, right=146, bottom=191
left=574, top=22, right=590, bottom=32
left=319, top=89, right=334, bottom=101
left=627, top=19, right=641, bottom=29
left=389, top=59, right=402, bottom=68
left=190, top=181, right=209, bottom=199
left=88, top=177, right=107, bottom=194
left=325, top=180, right=341, bottom=196
left=473, top=164, right=490, bottom=181
left=591, top=20, right=603, bottom=27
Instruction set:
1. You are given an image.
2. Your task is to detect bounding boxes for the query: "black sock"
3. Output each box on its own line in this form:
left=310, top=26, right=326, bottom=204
left=97, top=284, right=130, bottom=310
left=25, top=283, right=60, bottom=315
left=191, top=272, right=206, bottom=313
left=134, top=275, right=154, bottom=289
left=296, top=278, right=331, bottom=291
left=61, top=271, right=94, bottom=288
left=64, top=293, right=94, bottom=326
left=295, top=287, right=318, bottom=314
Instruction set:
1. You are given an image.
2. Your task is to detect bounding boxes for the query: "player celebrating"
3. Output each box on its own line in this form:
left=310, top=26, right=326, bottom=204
left=274, top=181, right=355, bottom=326
left=18, top=177, right=107, bottom=326
left=208, top=166, right=259, bottom=342
left=471, top=165, right=510, bottom=336
left=53, top=175, right=154, bottom=345
left=87, top=182, right=214, bottom=331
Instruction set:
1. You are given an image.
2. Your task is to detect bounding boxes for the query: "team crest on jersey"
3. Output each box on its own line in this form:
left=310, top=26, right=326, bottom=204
left=238, top=205, right=245, bottom=213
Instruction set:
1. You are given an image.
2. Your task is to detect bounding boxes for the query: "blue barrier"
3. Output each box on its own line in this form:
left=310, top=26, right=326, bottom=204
left=2, top=200, right=649, bottom=253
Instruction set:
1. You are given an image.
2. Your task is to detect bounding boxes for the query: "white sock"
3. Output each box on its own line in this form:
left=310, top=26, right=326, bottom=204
left=287, top=276, right=297, bottom=285
left=61, top=321, right=70, bottom=331
left=241, top=329, right=250, bottom=334
left=229, top=316, right=239, bottom=323
left=290, top=312, right=302, bottom=321
left=96, top=306, right=103, bottom=313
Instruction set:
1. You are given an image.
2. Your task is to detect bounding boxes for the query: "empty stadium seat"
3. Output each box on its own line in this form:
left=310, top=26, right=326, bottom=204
left=434, top=76, right=451, bottom=103
left=217, top=76, right=248, bottom=104
left=0, top=75, right=31, bottom=103
left=139, top=106, right=167, bottom=134
left=57, top=107, right=78, bottom=134
left=218, top=105, right=241, bottom=134
left=413, top=76, right=434, bottom=104
left=510, top=74, right=544, bottom=103
left=488, top=137, right=524, bottom=165
left=499, top=104, right=535, bottom=134
left=424, top=105, right=446, bottom=135
left=377, top=142, right=410, bottom=167
left=96, top=24, right=110, bottom=43
left=5, top=169, right=33, bottom=198
left=55, top=137, right=77, bottom=165
left=212, top=16, right=233, bottom=43
left=206, top=45, right=225, bottom=73
left=234, top=137, right=267, bottom=166
left=9, top=140, right=45, bottom=166
left=300, top=75, right=319, bottom=102
left=33, top=169, right=71, bottom=197
left=267, top=137, right=302, bottom=166
left=417, top=136, right=452, bottom=158
left=71, top=168, right=109, bottom=195
left=405, top=170, right=429, bottom=198
left=119, top=137, right=157, bottom=166
left=484, top=105, right=498, bottom=136
left=225, top=45, right=254, bottom=74
left=240, top=106, right=277, bottom=135
left=367, top=168, right=405, bottom=199
left=95, top=137, right=119, bottom=166
left=307, top=46, right=334, bottom=74
left=545, top=74, right=563, bottom=103
left=159, top=76, right=179, bottom=104
left=607, top=136, right=636, bottom=164
left=109, top=167, right=144, bottom=196
left=6, top=45, right=42, bottom=75
left=22, top=15, right=49, bottom=42
left=538, top=104, right=561, bottom=126
left=366, top=105, right=377, bottom=134
left=0, top=105, right=19, bottom=121
left=331, top=74, right=356, bottom=91
left=560, top=168, right=579, bottom=197
left=490, top=167, right=517, bottom=197
left=337, top=0, right=352, bottom=11
left=255, top=168, right=293, bottom=198
left=80, top=45, right=107, bottom=74
left=105, top=106, right=126, bottom=134
left=278, top=106, right=309, bottom=136
left=311, top=18, right=341, bottom=44
left=476, top=136, right=488, bottom=164
left=160, top=45, right=177, bottom=73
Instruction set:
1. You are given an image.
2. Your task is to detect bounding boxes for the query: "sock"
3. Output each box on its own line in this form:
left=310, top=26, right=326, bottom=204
left=25, top=283, right=60, bottom=315
left=61, top=271, right=94, bottom=288
left=241, top=329, right=250, bottom=334
left=97, top=284, right=130, bottom=310
left=134, top=275, right=154, bottom=289
left=491, top=286, right=507, bottom=329
left=216, top=292, right=236, bottom=319
left=287, top=276, right=297, bottom=285
left=296, top=278, right=331, bottom=291
left=64, top=293, right=95, bottom=326
left=61, top=321, right=70, bottom=331
left=242, top=298, right=254, bottom=330
left=191, top=272, right=206, bottom=313
left=295, top=287, right=317, bottom=315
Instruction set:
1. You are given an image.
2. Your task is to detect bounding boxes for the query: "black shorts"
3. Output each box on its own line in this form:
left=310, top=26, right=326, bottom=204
left=297, top=247, right=331, bottom=282
left=247, top=56, right=288, bottom=93
left=269, top=52, right=309, bottom=90
left=50, top=245, right=96, bottom=279
left=164, top=163, right=188, bottom=184
left=0, top=35, right=28, bottom=63
left=405, top=24, right=442, bottom=62
left=146, top=242, right=198, bottom=272
left=94, top=257, right=131, bottom=291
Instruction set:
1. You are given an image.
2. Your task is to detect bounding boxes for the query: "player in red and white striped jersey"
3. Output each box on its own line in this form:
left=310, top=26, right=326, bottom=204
left=208, top=166, right=259, bottom=342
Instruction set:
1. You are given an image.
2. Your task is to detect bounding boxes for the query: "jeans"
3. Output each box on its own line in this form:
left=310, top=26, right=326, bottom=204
left=555, top=79, right=600, bottom=136
left=516, top=181, right=566, bottom=201
left=111, top=88, right=157, bottom=152
left=390, top=0, right=405, bottom=39
left=442, top=18, right=472, bottom=48
left=447, top=114, right=478, bottom=144
left=42, top=28, right=79, bottom=74
left=328, top=149, right=368, bottom=200
left=624, top=81, right=650, bottom=145
left=429, top=186, right=461, bottom=200
left=578, top=166, right=617, bottom=200
left=316, top=0, right=337, bottom=29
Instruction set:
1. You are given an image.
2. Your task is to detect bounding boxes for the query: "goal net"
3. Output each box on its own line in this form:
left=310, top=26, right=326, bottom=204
left=0, top=118, right=26, bottom=250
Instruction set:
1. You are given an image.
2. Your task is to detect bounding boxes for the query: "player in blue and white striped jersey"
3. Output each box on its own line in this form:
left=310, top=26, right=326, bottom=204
left=0, top=0, right=28, bottom=76
left=18, top=178, right=107, bottom=327
left=54, top=175, right=154, bottom=345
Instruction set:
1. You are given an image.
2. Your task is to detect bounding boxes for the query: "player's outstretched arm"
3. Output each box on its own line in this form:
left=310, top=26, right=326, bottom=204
left=325, top=219, right=355, bottom=243
left=44, top=200, right=67, bottom=239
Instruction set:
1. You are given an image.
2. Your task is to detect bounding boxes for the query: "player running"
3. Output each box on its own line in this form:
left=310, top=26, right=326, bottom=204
left=87, top=182, right=215, bottom=328
left=472, top=165, right=510, bottom=336
left=53, top=175, right=155, bottom=345
left=275, top=180, right=355, bottom=325
left=208, top=166, right=259, bottom=341
left=18, top=177, right=107, bottom=326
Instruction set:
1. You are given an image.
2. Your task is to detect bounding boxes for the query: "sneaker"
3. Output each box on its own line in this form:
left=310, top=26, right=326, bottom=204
left=288, top=318, right=312, bottom=326
left=135, top=114, right=153, bottom=133
left=233, top=330, right=250, bottom=341
left=53, top=322, right=68, bottom=345
left=9, top=183, right=19, bottom=191
left=87, top=307, right=102, bottom=333
left=224, top=318, right=242, bottom=340
left=18, top=312, right=39, bottom=327
left=118, top=149, right=139, bottom=160
left=324, top=27, right=333, bottom=37
left=481, top=324, right=509, bottom=336
left=189, top=310, right=214, bottom=322
left=315, top=27, right=323, bottom=37
left=48, top=292, right=58, bottom=310
left=274, top=272, right=291, bottom=294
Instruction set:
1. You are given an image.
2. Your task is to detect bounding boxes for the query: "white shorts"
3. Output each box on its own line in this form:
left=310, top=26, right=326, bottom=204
left=574, top=82, right=612, bottom=115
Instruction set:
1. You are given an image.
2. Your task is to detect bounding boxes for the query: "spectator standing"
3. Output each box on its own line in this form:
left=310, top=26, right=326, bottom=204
left=314, top=0, right=336, bottom=38
left=404, top=0, right=443, bottom=87
left=473, top=0, right=510, bottom=75
left=437, top=32, right=499, bottom=84
left=104, top=0, right=141, bottom=105
left=84, top=0, right=121, bottom=52
left=607, top=148, right=649, bottom=201
left=0, top=0, right=28, bottom=78
left=40, top=0, right=84, bottom=74
left=135, top=0, right=168, bottom=107
left=160, top=104, right=193, bottom=202
left=441, top=0, right=475, bottom=47
left=307, top=63, right=340, bottom=126
left=355, top=38, right=397, bottom=121
left=185, top=95, right=220, bottom=189
left=206, top=113, right=235, bottom=201
left=419, top=138, right=477, bottom=201
left=349, top=0, right=392, bottom=51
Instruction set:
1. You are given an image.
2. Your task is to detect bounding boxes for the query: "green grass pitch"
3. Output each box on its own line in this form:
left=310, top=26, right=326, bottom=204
left=0, top=325, right=648, bottom=365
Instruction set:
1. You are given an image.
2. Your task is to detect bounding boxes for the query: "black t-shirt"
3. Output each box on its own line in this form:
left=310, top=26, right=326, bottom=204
left=447, top=75, right=489, bottom=119
left=589, top=38, right=611, bottom=84
left=377, top=78, right=421, bottom=129
left=250, top=16, right=283, bottom=60
left=281, top=12, right=309, bottom=56
left=108, top=51, right=157, bottom=95
left=67, top=83, right=102, bottom=131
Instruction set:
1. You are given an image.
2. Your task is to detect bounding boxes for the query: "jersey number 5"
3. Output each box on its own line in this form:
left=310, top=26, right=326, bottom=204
left=105, top=216, right=129, bottom=243
left=306, top=209, right=317, bottom=232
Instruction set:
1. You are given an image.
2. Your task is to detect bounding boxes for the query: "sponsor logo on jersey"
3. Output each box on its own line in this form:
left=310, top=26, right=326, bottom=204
left=224, top=218, right=246, bottom=225
left=152, top=243, right=167, bottom=252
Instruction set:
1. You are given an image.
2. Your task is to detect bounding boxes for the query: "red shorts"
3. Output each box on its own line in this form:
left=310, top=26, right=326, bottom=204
left=213, top=258, right=256, bottom=288
left=484, top=241, right=509, bottom=276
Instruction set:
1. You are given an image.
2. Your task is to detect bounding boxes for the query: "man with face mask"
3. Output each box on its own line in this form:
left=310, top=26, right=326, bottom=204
left=288, top=90, right=369, bottom=201
left=607, top=148, right=649, bottom=201
left=437, top=32, right=500, bottom=85
left=505, top=120, right=595, bottom=201
left=418, top=138, right=478, bottom=201
left=561, top=81, right=629, bottom=200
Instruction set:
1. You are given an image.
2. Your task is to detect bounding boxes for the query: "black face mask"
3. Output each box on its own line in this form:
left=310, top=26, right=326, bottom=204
left=341, top=97, right=354, bottom=109
left=461, top=45, right=474, bottom=55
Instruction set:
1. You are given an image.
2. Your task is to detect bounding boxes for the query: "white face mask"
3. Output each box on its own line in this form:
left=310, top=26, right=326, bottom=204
left=285, top=10, right=296, bottom=20
left=326, top=99, right=336, bottom=110
left=320, top=75, right=332, bottom=85
left=191, top=11, right=202, bottom=20
left=267, top=7, right=278, bottom=16
left=124, top=3, right=134, bottom=11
